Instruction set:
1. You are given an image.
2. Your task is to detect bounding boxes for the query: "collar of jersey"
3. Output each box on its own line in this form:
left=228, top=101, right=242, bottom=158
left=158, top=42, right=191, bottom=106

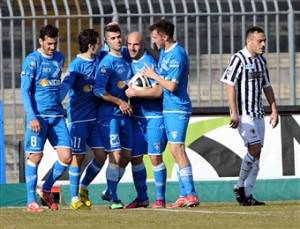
left=164, top=42, right=177, bottom=53
left=108, top=52, right=123, bottom=58
left=77, top=54, right=94, bottom=62
left=37, top=49, right=54, bottom=59
left=132, top=51, right=147, bottom=63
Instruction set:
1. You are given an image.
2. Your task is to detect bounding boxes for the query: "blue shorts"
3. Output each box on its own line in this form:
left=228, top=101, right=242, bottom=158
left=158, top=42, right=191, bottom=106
left=25, top=116, right=71, bottom=153
left=132, top=117, right=167, bottom=157
left=98, top=116, right=133, bottom=152
left=68, top=120, right=104, bottom=154
left=163, top=112, right=191, bottom=144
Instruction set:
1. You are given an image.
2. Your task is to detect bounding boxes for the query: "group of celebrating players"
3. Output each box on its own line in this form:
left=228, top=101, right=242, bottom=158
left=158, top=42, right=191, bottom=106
left=20, top=20, right=199, bottom=212
left=20, top=18, right=279, bottom=213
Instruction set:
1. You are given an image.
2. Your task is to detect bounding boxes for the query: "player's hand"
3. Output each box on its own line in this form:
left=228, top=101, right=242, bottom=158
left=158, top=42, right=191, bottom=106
left=269, top=111, right=279, bottom=128
left=142, top=67, right=158, bottom=80
left=30, top=119, right=41, bottom=133
left=229, top=112, right=239, bottom=129
left=119, top=100, right=133, bottom=116
left=125, top=87, right=137, bottom=98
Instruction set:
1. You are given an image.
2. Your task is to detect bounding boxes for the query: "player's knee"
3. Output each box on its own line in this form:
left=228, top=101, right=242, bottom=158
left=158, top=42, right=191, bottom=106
left=131, top=156, right=143, bottom=165
left=149, top=155, right=163, bottom=166
left=248, top=144, right=262, bottom=159
left=27, top=153, right=43, bottom=165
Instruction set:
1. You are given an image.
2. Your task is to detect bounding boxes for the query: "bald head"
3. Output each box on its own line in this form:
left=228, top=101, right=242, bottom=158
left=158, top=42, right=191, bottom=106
left=127, top=31, right=145, bottom=60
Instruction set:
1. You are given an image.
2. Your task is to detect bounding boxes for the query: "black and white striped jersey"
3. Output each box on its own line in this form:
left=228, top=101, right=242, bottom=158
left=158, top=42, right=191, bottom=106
left=221, top=47, right=271, bottom=118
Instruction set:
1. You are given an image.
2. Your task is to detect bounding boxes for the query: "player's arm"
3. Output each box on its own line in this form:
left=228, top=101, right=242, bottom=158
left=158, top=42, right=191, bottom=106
left=142, top=67, right=177, bottom=92
left=126, top=84, right=162, bottom=99
left=263, top=86, right=279, bottom=128
left=59, top=70, right=76, bottom=102
left=226, top=84, right=239, bottom=129
left=20, top=57, right=40, bottom=132
left=93, top=65, right=133, bottom=116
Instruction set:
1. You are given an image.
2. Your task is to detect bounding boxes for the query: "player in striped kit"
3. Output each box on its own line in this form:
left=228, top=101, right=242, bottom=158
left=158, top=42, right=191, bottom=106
left=221, top=26, right=279, bottom=206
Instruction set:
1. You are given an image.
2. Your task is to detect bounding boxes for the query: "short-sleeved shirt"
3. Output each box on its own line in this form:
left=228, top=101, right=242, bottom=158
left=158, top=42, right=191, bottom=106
left=221, top=47, right=271, bottom=118
left=157, top=42, right=192, bottom=113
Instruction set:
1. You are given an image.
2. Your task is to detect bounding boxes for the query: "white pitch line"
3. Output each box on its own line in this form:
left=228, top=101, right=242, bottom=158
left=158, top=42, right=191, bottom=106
left=135, top=208, right=261, bottom=215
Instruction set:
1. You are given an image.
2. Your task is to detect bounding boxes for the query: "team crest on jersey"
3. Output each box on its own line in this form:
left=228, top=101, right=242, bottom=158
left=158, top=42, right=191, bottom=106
left=153, top=143, right=161, bottom=151
left=83, top=84, right=92, bottom=92
left=40, top=79, right=49, bottom=87
left=100, top=67, right=107, bottom=74
left=117, top=81, right=126, bottom=89
left=171, top=131, right=178, bottom=139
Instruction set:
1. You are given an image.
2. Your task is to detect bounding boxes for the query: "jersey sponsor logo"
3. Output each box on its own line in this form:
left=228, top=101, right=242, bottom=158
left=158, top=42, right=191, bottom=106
left=169, top=59, right=180, bottom=68
left=248, top=71, right=264, bottom=80
left=83, top=84, right=92, bottom=92
left=117, top=80, right=126, bottom=89
left=39, top=79, right=61, bottom=87
left=42, top=67, right=52, bottom=73
left=245, top=63, right=255, bottom=70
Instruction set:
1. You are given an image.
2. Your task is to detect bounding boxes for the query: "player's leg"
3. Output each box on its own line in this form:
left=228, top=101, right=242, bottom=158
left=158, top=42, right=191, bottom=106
left=164, top=113, right=199, bottom=207
left=25, top=116, right=47, bottom=212
left=125, top=155, right=149, bottom=209
left=235, top=117, right=264, bottom=206
left=79, top=122, right=107, bottom=207
left=100, top=117, right=125, bottom=209
left=243, top=118, right=265, bottom=205
left=26, top=153, right=44, bottom=212
left=125, top=118, right=149, bottom=209
left=40, top=117, right=72, bottom=210
left=147, top=117, right=167, bottom=208
left=66, top=122, right=89, bottom=209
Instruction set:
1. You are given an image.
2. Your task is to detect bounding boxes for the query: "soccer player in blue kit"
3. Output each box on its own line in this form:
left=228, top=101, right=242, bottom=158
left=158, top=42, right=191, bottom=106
left=60, top=29, right=107, bottom=210
left=143, top=20, right=200, bottom=208
left=93, top=23, right=133, bottom=209
left=20, top=25, right=72, bottom=212
left=125, top=32, right=167, bottom=208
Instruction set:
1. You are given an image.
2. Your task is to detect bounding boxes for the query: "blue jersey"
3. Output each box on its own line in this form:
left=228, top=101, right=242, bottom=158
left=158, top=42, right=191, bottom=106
left=93, top=52, right=132, bottom=120
left=20, top=49, right=65, bottom=121
left=60, top=54, right=101, bottom=123
left=158, top=42, right=192, bottom=113
left=130, top=52, right=163, bottom=117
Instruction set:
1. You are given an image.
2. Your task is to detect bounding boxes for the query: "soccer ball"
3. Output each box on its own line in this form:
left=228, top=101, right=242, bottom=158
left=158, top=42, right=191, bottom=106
left=129, top=72, right=152, bottom=90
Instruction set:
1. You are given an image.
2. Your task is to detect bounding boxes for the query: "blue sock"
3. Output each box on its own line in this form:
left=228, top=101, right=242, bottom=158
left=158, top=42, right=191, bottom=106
left=153, top=163, right=167, bottom=201
left=175, top=163, right=187, bottom=197
left=81, top=159, right=102, bottom=187
left=25, top=160, right=38, bottom=204
left=69, top=166, right=81, bottom=200
left=43, top=160, right=68, bottom=192
left=179, top=165, right=196, bottom=196
left=132, top=163, right=148, bottom=201
left=106, top=163, right=119, bottom=202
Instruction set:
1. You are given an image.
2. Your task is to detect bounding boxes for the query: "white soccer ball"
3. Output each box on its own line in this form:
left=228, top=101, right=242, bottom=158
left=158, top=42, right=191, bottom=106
left=129, top=72, right=152, bottom=90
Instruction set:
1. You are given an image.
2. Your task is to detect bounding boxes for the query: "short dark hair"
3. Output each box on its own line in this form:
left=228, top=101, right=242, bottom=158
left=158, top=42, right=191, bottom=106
left=246, top=26, right=265, bottom=39
left=149, top=19, right=174, bottom=39
left=104, top=24, right=121, bottom=35
left=39, top=24, right=59, bottom=40
left=78, top=29, right=99, bottom=53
